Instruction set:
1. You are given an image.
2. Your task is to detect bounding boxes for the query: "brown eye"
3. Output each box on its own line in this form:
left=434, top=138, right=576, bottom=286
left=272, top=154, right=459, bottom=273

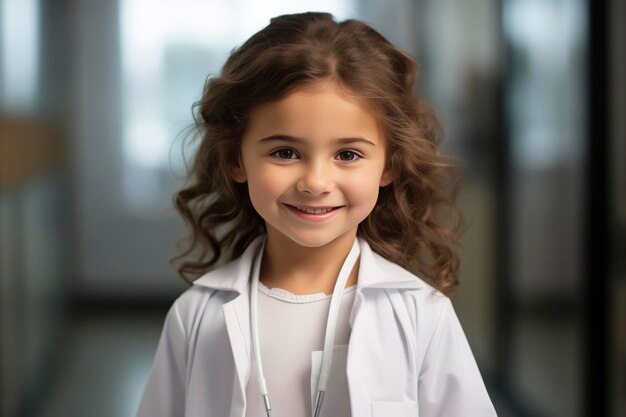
left=337, top=150, right=360, bottom=161
left=273, top=149, right=298, bottom=159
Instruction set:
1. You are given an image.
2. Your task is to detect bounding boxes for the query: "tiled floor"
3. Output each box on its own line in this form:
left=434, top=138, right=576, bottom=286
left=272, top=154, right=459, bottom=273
left=34, top=310, right=165, bottom=417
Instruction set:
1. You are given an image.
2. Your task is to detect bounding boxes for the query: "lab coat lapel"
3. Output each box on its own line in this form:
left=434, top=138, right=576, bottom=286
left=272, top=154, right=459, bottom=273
left=194, top=237, right=265, bottom=417
left=346, top=239, right=424, bottom=414
left=353, top=238, right=425, bottom=291
left=348, top=238, right=424, bottom=327
left=222, top=290, right=251, bottom=417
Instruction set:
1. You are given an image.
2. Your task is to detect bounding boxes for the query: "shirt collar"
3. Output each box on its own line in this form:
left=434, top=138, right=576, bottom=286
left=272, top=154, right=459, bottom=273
left=192, top=234, right=426, bottom=293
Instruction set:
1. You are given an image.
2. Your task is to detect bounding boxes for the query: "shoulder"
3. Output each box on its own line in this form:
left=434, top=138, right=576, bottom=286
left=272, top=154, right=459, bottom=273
left=172, top=285, right=219, bottom=318
left=376, top=260, right=458, bottom=359
left=170, top=266, right=244, bottom=333
left=173, top=238, right=259, bottom=308
left=364, top=251, right=456, bottom=359
left=370, top=249, right=449, bottom=308
left=369, top=250, right=452, bottom=326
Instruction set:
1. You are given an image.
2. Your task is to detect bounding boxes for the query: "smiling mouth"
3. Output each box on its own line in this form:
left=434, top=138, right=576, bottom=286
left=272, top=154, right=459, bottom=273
left=285, top=204, right=343, bottom=214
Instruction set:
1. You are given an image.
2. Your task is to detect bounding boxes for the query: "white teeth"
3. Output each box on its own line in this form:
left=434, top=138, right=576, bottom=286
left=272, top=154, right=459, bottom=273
left=294, top=206, right=333, bottom=214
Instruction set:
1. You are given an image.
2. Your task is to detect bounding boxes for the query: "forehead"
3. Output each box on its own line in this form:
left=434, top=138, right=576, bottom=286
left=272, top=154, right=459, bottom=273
left=244, top=82, right=383, bottom=145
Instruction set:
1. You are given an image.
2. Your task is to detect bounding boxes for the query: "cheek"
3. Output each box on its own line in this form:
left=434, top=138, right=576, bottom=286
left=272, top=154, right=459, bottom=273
left=343, top=169, right=384, bottom=209
left=247, top=166, right=290, bottom=211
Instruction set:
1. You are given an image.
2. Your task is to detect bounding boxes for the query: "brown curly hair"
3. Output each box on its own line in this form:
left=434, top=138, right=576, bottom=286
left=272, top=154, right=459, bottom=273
left=172, top=12, right=463, bottom=295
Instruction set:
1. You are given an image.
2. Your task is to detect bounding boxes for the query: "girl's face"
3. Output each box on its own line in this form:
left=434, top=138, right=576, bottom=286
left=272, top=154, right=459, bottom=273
left=232, top=81, right=392, bottom=249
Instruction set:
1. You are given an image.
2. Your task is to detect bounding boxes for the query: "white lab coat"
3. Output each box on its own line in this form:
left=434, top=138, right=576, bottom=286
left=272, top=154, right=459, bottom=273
left=137, top=236, right=497, bottom=417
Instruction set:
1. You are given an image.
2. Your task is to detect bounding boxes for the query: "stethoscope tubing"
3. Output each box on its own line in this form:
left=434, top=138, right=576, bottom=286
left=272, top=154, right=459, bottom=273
left=250, top=237, right=361, bottom=417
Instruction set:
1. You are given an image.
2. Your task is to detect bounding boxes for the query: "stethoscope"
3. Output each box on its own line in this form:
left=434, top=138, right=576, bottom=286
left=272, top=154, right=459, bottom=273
left=250, top=237, right=361, bottom=417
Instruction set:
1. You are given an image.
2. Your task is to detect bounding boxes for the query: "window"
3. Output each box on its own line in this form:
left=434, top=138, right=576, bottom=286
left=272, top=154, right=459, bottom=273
left=1, top=0, right=40, bottom=113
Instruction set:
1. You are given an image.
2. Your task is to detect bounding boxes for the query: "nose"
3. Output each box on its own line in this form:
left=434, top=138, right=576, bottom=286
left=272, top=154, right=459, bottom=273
left=296, top=160, right=334, bottom=196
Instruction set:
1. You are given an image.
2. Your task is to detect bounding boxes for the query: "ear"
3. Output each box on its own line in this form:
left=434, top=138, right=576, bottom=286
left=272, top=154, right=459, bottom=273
left=379, top=167, right=393, bottom=187
left=230, top=155, right=247, bottom=183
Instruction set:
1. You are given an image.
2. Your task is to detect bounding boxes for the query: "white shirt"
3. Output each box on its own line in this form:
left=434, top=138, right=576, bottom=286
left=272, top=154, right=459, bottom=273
left=245, top=282, right=356, bottom=417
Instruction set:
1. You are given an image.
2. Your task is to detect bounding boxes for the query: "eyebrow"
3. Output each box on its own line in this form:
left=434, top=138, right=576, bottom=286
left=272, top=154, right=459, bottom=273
left=257, top=134, right=376, bottom=147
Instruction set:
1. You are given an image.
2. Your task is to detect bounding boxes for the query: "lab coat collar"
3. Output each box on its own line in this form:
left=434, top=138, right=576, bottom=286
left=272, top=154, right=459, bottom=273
left=192, top=234, right=425, bottom=293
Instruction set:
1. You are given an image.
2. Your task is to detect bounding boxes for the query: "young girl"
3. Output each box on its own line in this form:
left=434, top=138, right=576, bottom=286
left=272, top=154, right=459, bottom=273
left=137, top=11, right=497, bottom=417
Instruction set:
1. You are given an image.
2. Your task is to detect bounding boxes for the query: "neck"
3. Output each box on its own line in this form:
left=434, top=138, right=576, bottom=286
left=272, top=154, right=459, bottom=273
left=260, top=228, right=359, bottom=295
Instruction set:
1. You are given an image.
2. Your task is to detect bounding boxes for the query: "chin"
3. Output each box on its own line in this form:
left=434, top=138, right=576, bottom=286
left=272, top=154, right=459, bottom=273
left=280, top=228, right=355, bottom=249
left=291, top=237, right=335, bottom=248
left=278, top=233, right=330, bottom=248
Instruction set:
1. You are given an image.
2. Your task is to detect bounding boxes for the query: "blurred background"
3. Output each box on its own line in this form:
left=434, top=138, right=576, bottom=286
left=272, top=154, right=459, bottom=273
left=0, top=0, right=624, bottom=416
